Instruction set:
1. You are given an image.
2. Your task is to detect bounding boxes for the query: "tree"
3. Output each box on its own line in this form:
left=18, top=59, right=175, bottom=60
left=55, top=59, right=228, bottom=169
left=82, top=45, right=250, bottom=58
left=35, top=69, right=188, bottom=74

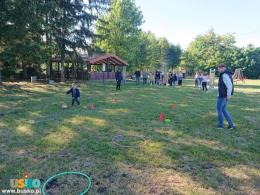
left=241, top=46, right=260, bottom=79
left=46, top=0, right=110, bottom=81
left=183, top=29, right=238, bottom=72
left=0, top=0, right=47, bottom=78
left=144, top=31, right=161, bottom=70
left=158, top=37, right=169, bottom=71
left=0, top=0, right=110, bottom=81
left=166, top=44, right=182, bottom=69
left=95, top=0, right=143, bottom=69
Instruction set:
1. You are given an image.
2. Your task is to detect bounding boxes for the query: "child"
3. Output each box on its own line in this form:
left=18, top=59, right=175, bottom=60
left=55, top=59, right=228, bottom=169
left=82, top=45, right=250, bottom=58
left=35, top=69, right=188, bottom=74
left=202, top=73, right=209, bottom=91
left=66, top=83, right=80, bottom=106
left=168, top=72, right=173, bottom=86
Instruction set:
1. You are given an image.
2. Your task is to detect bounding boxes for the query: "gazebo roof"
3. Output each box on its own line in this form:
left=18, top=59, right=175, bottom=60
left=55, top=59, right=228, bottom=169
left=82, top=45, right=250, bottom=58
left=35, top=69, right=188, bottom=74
left=88, top=54, right=128, bottom=66
left=51, top=54, right=128, bottom=66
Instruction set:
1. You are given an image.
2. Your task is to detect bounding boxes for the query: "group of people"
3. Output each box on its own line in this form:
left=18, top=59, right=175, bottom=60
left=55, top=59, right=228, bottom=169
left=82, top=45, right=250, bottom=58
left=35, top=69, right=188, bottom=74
left=167, top=72, right=184, bottom=86
left=194, top=72, right=210, bottom=91
left=130, top=70, right=185, bottom=86
left=67, top=64, right=235, bottom=130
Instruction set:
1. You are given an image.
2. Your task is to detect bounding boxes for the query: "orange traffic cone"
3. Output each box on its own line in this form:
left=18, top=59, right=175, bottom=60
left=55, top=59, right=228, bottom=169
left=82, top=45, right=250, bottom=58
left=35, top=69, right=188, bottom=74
left=159, top=112, right=165, bottom=122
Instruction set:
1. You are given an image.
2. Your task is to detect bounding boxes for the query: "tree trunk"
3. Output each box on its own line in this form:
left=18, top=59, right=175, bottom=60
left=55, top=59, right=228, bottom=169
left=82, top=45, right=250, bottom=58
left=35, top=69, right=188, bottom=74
left=22, top=63, right=27, bottom=79
left=47, top=31, right=53, bottom=80
left=48, top=61, right=52, bottom=80
left=60, top=41, right=65, bottom=82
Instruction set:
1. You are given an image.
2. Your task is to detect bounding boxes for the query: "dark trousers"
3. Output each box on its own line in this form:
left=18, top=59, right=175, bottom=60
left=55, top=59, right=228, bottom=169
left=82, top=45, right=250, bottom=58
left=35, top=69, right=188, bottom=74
left=136, top=77, right=140, bottom=85
left=116, top=80, right=121, bottom=90
left=72, top=97, right=80, bottom=106
left=202, top=82, right=207, bottom=91
left=155, top=78, right=160, bottom=85
left=143, top=78, right=147, bottom=85
left=178, top=80, right=182, bottom=85
left=169, top=79, right=173, bottom=86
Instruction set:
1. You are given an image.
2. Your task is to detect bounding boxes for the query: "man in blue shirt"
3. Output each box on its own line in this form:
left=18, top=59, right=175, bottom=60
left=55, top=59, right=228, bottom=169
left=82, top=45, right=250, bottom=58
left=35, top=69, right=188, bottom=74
left=217, top=64, right=235, bottom=129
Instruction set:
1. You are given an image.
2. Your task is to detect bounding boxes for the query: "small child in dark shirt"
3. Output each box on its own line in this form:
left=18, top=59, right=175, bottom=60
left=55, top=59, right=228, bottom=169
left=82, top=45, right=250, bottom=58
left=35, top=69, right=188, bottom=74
left=66, top=83, right=80, bottom=106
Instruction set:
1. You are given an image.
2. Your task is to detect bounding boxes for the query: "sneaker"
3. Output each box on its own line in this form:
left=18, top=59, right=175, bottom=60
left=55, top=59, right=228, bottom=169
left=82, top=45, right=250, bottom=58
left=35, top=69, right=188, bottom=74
left=228, top=126, right=236, bottom=130
left=217, top=127, right=224, bottom=129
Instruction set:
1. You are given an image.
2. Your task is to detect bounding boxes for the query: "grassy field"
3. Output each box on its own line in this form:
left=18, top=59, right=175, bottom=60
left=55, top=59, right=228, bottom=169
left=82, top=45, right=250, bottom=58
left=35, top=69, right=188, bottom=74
left=0, top=79, right=260, bottom=195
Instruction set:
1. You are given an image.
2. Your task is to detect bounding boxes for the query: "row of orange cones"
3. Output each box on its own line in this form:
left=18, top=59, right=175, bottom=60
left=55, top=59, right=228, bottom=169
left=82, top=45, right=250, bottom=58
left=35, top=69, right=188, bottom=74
left=82, top=103, right=95, bottom=110
left=82, top=97, right=119, bottom=110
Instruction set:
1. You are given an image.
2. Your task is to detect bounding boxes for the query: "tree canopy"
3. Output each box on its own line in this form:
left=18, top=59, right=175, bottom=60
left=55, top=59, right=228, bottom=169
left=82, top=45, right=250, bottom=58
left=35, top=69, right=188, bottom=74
left=182, top=29, right=260, bottom=78
left=0, top=0, right=259, bottom=80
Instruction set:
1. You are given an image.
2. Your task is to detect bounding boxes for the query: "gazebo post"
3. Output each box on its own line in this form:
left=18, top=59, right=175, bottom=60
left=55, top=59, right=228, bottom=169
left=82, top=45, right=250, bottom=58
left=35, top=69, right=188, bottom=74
left=87, top=63, right=91, bottom=80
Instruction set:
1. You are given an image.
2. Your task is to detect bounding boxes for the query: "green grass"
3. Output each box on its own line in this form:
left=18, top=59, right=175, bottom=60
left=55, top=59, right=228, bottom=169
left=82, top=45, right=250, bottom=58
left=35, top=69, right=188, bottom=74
left=0, top=79, right=260, bottom=194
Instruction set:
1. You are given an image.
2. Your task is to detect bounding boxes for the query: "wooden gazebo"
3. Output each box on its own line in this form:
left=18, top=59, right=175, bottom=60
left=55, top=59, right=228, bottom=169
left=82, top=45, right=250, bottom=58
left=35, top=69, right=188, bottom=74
left=50, top=54, right=128, bottom=80
left=87, top=54, right=128, bottom=80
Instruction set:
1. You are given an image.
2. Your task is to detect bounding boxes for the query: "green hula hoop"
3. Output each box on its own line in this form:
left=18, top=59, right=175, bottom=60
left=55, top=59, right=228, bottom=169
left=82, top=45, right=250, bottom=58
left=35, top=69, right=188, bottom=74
left=42, top=171, right=92, bottom=195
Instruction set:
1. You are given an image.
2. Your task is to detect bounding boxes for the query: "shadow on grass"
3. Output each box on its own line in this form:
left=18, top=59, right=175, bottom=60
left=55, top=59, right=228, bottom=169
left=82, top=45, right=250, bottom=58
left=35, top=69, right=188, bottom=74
left=0, top=81, right=259, bottom=194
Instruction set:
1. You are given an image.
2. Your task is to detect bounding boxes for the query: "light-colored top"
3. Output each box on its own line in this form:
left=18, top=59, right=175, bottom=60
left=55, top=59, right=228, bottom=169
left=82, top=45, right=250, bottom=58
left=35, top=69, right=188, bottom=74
left=223, top=73, right=233, bottom=97
left=202, top=75, right=209, bottom=82
left=178, top=73, right=183, bottom=80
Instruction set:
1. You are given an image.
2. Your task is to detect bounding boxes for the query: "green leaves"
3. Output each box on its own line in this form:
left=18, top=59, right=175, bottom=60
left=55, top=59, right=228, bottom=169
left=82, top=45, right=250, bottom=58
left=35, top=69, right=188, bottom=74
left=182, top=29, right=260, bottom=78
left=95, top=0, right=144, bottom=69
left=0, top=0, right=110, bottom=80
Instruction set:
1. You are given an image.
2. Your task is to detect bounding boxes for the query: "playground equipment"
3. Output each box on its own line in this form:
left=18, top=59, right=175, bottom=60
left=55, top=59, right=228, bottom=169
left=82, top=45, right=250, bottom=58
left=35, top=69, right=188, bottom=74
left=233, top=69, right=245, bottom=83
left=209, top=69, right=215, bottom=90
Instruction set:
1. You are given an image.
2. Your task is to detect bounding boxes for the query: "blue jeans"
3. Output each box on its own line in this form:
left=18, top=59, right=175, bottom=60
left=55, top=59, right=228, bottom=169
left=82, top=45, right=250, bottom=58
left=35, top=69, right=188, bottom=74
left=136, top=77, right=140, bottom=85
left=216, top=97, right=234, bottom=128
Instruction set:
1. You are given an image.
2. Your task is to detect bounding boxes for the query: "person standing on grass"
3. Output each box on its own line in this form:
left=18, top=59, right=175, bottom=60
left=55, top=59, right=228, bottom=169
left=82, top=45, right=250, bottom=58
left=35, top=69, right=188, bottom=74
left=168, top=72, right=173, bottom=86
left=66, top=83, right=80, bottom=106
left=155, top=70, right=161, bottom=85
left=142, top=71, right=148, bottom=85
left=149, top=71, right=155, bottom=85
left=172, top=73, right=177, bottom=87
left=134, top=70, right=141, bottom=85
left=216, top=64, right=235, bottom=129
left=115, top=69, right=123, bottom=90
left=160, top=71, right=165, bottom=85
left=177, top=72, right=183, bottom=86
left=202, top=72, right=209, bottom=91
